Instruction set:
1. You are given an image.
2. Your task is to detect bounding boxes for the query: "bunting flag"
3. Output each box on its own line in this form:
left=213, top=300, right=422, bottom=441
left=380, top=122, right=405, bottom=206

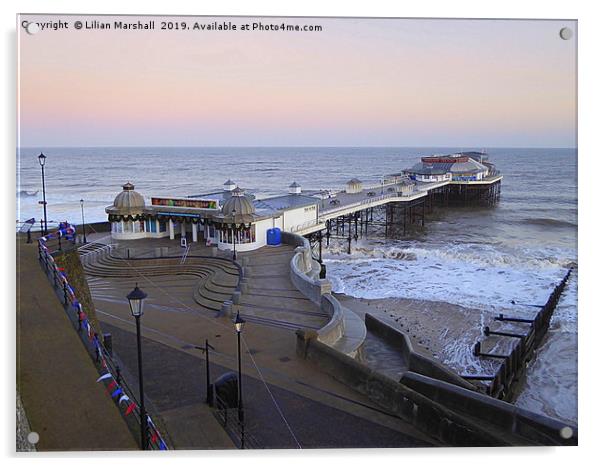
left=125, top=402, right=137, bottom=416
left=96, top=373, right=113, bottom=383
left=36, top=222, right=167, bottom=449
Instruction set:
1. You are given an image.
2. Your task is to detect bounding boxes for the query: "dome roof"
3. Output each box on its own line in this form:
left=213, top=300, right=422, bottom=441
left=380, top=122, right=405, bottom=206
left=221, top=187, right=256, bottom=217
left=112, top=182, right=145, bottom=212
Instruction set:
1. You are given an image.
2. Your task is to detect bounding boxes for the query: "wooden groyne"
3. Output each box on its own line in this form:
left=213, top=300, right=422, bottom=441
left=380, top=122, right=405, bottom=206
left=465, top=268, right=574, bottom=400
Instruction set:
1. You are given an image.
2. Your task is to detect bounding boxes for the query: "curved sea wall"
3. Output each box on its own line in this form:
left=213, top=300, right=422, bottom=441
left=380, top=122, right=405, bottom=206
left=364, top=313, right=476, bottom=390
left=318, top=294, right=345, bottom=346
left=281, top=231, right=362, bottom=356
left=282, top=231, right=332, bottom=304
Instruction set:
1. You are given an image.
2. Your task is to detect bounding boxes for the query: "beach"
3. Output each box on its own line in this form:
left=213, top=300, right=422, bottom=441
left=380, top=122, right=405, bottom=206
left=336, top=289, right=577, bottom=425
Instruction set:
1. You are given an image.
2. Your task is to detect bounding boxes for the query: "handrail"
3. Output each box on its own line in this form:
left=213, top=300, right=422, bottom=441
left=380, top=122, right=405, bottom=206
left=289, top=219, right=322, bottom=233
left=37, top=222, right=169, bottom=450
left=320, top=192, right=398, bottom=216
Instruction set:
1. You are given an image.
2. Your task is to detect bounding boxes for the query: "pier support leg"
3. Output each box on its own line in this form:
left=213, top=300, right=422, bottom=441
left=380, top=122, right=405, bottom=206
left=384, top=205, right=389, bottom=238
left=403, top=206, right=407, bottom=236
left=347, top=217, right=352, bottom=254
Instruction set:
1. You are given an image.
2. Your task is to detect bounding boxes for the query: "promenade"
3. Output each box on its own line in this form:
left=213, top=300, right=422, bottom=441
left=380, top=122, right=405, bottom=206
left=16, top=236, right=137, bottom=451
left=82, top=234, right=433, bottom=448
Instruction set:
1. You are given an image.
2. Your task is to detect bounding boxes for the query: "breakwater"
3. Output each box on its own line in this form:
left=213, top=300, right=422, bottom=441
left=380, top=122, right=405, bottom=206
left=468, top=268, right=574, bottom=400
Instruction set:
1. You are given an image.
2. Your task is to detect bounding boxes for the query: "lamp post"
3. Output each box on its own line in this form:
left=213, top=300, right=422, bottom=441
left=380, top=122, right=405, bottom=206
left=79, top=199, right=87, bottom=244
left=231, top=208, right=237, bottom=261
left=127, top=284, right=148, bottom=450
left=38, top=153, right=48, bottom=236
left=234, top=310, right=246, bottom=448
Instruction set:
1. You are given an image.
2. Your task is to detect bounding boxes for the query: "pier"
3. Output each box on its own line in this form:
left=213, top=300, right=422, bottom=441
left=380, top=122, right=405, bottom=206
left=297, top=173, right=501, bottom=258
left=103, top=151, right=502, bottom=256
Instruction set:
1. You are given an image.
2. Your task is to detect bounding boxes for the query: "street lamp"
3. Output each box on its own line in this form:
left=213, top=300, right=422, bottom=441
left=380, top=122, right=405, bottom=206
left=234, top=310, right=246, bottom=448
left=80, top=199, right=87, bottom=244
left=127, top=283, right=148, bottom=450
left=231, top=208, right=237, bottom=261
left=38, top=153, right=48, bottom=236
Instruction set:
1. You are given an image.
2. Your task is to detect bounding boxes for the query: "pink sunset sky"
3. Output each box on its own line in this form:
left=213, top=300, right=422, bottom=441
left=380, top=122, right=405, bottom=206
left=18, top=15, right=576, bottom=147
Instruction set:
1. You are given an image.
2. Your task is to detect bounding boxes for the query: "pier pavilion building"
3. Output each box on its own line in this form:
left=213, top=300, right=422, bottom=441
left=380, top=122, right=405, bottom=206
left=106, top=180, right=320, bottom=251
left=405, top=152, right=491, bottom=182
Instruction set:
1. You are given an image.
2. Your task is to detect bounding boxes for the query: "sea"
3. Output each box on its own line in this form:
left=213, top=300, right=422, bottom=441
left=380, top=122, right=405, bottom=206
left=16, top=146, right=577, bottom=424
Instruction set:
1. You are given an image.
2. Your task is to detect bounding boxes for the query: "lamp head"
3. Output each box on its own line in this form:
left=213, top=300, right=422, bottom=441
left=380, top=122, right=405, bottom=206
left=38, top=152, right=47, bottom=167
left=127, top=283, right=147, bottom=317
left=234, top=310, right=245, bottom=333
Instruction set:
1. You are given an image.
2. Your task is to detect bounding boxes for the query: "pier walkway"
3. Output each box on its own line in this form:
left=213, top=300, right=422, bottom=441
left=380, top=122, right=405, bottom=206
left=291, top=176, right=501, bottom=236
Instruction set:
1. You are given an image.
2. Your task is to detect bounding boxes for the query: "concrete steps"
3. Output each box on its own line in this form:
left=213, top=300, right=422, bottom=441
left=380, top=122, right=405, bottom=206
left=84, top=254, right=240, bottom=314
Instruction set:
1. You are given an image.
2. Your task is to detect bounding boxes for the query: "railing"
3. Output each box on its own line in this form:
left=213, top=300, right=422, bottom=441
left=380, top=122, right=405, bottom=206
left=213, top=394, right=261, bottom=449
left=320, top=192, right=399, bottom=217
left=288, top=219, right=323, bottom=233
left=180, top=244, right=191, bottom=264
left=37, top=222, right=169, bottom=450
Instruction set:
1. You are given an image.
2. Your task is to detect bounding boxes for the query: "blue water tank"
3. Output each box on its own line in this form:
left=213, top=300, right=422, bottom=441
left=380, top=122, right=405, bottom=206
left=267, top=227, right=282, bottom=246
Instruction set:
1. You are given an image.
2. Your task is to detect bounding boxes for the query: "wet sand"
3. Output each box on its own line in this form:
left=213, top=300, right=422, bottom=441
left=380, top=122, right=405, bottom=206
left=335, top=293, right=499, bottom=374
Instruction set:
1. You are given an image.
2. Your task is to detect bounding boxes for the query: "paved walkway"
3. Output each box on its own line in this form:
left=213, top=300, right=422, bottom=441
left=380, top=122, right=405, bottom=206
left=82, top=235, right=434, bottom=448
left=103, top=322, right=430, bottom=449
left=16, top=236, right=138, bottom=451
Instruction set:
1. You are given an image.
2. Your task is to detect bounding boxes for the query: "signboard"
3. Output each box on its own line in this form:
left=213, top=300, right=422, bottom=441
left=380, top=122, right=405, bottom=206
left=151, top=197, right=218, bottom=209
left=19, top=218, right=35, bottom=233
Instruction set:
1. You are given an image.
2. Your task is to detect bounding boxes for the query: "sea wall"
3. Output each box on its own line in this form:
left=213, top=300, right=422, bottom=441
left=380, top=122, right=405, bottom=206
left=295, top=330, right=507, bottom=446
left=400, top=371, right=577, bottom=446
left=282, top=231, right=361, bottom=355
left=295, top=329, right=577, bottom=446
left=364, top=313, right=475, bottom=390
left=282, top=231, right=331, bottom=304
left=317, top=294, right=345, bottom=346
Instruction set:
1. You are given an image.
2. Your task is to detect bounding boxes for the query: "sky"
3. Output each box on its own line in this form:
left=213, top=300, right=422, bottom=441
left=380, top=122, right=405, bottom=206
left=18, top=15, right=577, bottom=148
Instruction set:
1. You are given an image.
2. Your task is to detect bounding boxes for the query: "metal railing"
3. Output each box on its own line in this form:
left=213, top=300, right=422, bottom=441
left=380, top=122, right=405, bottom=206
left=320, top=192, right=399, bottom=217
left=213, top=394, right=261, bottom=449
left=288, top=219, right=323, bottom=233
left=37, top=223, right=169, bottom=450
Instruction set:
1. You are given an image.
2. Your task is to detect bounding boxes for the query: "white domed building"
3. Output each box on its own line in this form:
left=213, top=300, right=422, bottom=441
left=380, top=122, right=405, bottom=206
left=105, top=180, right=321, bottom=250
left=210, top=187, right=272, bottom=252
left=106, top=182, right=149, bottom=240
